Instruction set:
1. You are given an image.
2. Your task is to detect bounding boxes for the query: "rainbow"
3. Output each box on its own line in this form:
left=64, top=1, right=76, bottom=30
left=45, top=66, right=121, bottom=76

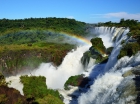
left=60, top=32, right=106, bottom=55
left=24, top=29, right=92, bottom=45
left=50, top=31, right=106, bottom=55
left=47, top=30, right=92, bottom=45
left=46, top=30, right=107, bottom=54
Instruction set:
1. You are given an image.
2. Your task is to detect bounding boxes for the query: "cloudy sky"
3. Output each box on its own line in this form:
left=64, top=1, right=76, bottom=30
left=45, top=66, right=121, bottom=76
left=0, top=0, right=140, bottom=23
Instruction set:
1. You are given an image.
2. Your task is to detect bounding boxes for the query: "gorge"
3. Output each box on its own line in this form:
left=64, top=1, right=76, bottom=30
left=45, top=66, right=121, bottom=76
left=4, top=26, right=140, bottom=104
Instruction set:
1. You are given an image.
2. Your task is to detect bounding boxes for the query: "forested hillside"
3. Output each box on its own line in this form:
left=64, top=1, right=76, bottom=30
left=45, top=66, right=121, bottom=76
left=0, top=17, right=86, bottom=36
left=0, top=18, right=88, bottom=75
left=0, top=18, right=88, bottom=45
left=0, top=18, right=87, bottom=103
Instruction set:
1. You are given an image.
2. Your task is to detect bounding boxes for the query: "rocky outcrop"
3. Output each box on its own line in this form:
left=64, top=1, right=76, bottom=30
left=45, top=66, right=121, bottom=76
left=64, top=75, right=90, bottom=90
left=90, top=37, right=106, bottom=55
left=0, top=72, right=27, bottom=104
left=0, top=73, right=7, bottom=86
left=122, top=65, right=140, bottom=104
left=0, top=85, right=27, bottom=104
left=81, top=38, right=108, bottom=69
left=0, top=43, right=74, bottom=76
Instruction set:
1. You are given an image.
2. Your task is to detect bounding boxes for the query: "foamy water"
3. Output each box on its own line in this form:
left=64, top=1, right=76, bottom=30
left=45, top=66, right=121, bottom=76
left=5, top=27, right=135, bottom=104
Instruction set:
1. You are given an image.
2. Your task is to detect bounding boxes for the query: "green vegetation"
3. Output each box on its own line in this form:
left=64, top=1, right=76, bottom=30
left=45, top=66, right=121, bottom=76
left=20, top=75, right=63, bottom=103
left=118, top=42, right=140, bottom=59
left=0, top=30, right=85, bottom=45
left=0, top=72, right=63, bottom=103
left=98, top=18, right=140, bottom=37
left=0, top=73, right=7, bottom=86
left=106, top=47, right=114, bottom=55
left=36, top=94, right=64, bottom=104
left=0, top=18, right=87, bottom=45
left=0, top=42, right=74, bottom=75
left=0, top=80, right=8, bottom=103
left=81, top=37, right=108, bottom=68
left=97, top=19, right=140, bottom=59
left=90, top=38, right=106, bottom=54
left=64, top=74, right=90, bottom=90
left=0, top=17, right=87, bottom=37
left=0, top=17, right=87, bottom=76
left=95, top=55, right=108, bottom=64
left=81, top=51, right=92, bottom=68
left=0, top=94, right=8, bottom=104
left=20, top=75, right=48, bottom=99
left=0, top=73, right=26, bottom=104
left=64, top=75, right=83, bottom=90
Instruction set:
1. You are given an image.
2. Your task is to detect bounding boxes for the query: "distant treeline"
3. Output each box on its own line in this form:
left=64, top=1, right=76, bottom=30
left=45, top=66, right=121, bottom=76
left=0, top=30, right=66, bottom=44
left=0, top=17, right=87, bottom=36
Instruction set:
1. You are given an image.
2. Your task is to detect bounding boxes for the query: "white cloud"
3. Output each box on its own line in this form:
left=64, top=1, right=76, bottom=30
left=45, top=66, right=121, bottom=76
left=91, top=12, right=140, bottom=20
left=66, top=16, right=74, bottom=19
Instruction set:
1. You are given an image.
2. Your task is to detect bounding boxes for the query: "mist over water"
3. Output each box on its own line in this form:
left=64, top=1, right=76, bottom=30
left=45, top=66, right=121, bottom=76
left=6, top=45, right=90, bottom=94
left=6, top=26, right=136, bottom=104
left=78, top=27, right=135, bottom=104
left=78, top=52, right=140, bottom=104
left=32, top=45, right=90, bottom=89
left=6, top=75, right=24, bottom=95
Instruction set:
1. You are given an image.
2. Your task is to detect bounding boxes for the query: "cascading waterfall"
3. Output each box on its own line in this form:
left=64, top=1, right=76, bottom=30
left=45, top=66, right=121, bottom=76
left=78, top=27, right=140, bottom=104
left=6, top=26, right=139, bottom=104
left=78, top=52, right=140, bottom=104
left=104, top=28, right=129, bottom=71
left=31, top=45, right=90, bottom=89
left=6, top=45, right=90, bottom=93
left=58, top=26, right=130, bottom=104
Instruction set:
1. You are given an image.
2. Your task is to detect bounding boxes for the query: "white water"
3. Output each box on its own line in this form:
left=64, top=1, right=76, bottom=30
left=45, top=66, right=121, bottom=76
left=59, top=27, right=130, bottom=104
left=78, top=72, right=124, bottom=104
left=32, top=45, right=90, bottom=89
left=78, top=52, right=140, bottom=104
left=6, top=45, right=90, bottom=94
left=93, top=26, right=114, bottom=48
left=78, top=27, right=140, bottom=104
left=6, top=75, right=24, bottom=95
left=104, top=28, right=129, bottom=71
left=6, top=26, right=138, bottom=104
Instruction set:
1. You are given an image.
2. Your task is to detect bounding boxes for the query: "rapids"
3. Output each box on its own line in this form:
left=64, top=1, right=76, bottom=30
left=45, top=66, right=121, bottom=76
left=6, top=26, right=139, bottom=104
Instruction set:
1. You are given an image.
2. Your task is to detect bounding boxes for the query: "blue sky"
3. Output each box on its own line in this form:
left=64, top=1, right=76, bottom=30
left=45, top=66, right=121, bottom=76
left=0, top=0, right=140, bottom=23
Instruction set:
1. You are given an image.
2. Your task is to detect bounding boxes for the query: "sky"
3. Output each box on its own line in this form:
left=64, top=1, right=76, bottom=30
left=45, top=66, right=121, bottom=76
left=0, top=0, right=140, bottom=23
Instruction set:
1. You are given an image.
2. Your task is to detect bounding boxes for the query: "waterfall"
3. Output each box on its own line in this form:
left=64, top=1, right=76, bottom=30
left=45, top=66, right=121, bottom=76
left=58, top=26, right=131, bottom=104
left=91, top=26, right=129, bottom=71
left=6, top=26, right=138, bottom=104
left=104, top=28, right=129, bottom=71
left=32, top=45, right=90, bottom=89
left=78, top=27, right=140, bottom=104
left=6, top=45, right=90, bottom=93
left=78, top=52, right=140, bottom=104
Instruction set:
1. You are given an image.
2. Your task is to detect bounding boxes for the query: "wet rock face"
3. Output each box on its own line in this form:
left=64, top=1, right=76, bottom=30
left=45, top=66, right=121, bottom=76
left=81, top=37, right=108, bottom=69
left=122, top=65, right=140, bottom=104
left=64, top=75, right=91, bottom=90
left=0, top=86, right=27, bottom=104
left=90, top=37, right=106, bottom=55
left=106, top=47, right=114, bottom=55
left=77, top=76, right=91, bottom=88
left=132, top=67, right=140, bottom=75
left=133, top=67, right=140, bottom=104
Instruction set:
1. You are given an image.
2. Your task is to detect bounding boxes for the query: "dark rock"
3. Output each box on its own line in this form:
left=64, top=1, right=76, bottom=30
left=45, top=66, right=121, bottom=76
left=78, top=77, right=91, bottom=88
left=81, top=37, right=108, bottom=69
left=0, top=85, right=27, bottom=104
left=106, top=47, right=114, bottom=55
left=64, top=75, right=91, bottom=90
